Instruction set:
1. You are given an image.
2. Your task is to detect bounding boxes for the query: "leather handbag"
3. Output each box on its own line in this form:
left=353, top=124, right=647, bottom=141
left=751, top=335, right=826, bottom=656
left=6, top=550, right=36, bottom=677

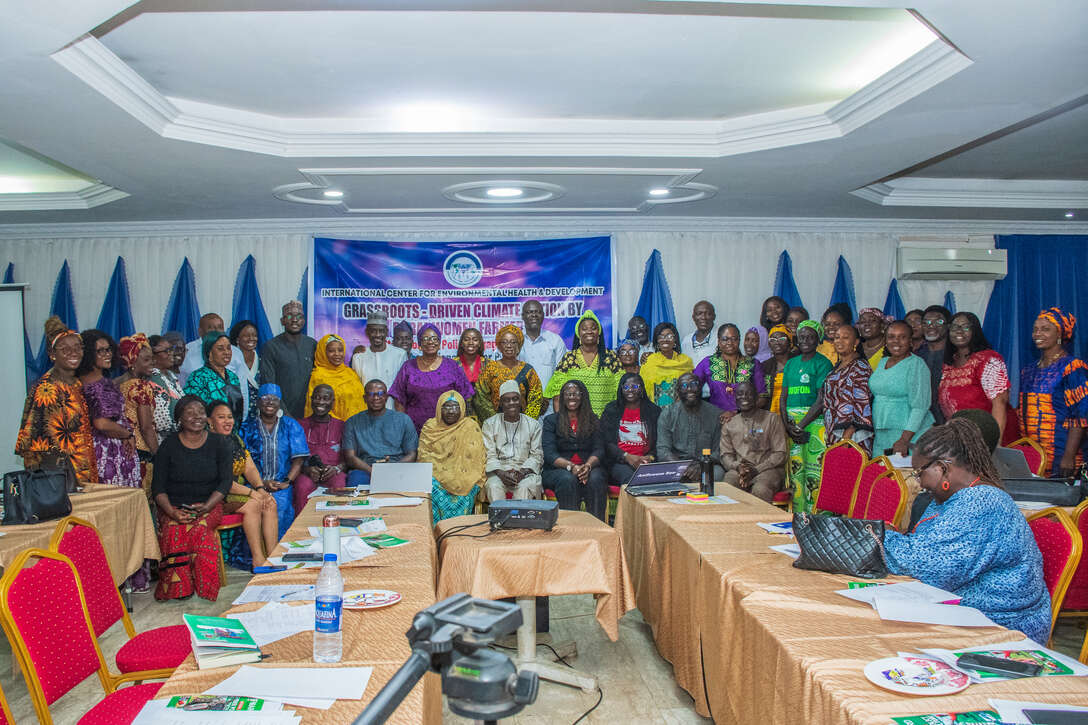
left=1001, top=477, right=1084, bottom=507
left=2, top=465, right=73, bottom=525
left=792, top=512, right=887, bottom=579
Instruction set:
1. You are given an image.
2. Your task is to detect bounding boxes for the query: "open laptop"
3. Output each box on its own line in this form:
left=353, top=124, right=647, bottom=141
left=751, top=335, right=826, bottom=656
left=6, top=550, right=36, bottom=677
left=625, top=460, right=697, bottom=497
left=993, top=446, right=1034, bottom=479
left=368, top=462, right=434, bottom=494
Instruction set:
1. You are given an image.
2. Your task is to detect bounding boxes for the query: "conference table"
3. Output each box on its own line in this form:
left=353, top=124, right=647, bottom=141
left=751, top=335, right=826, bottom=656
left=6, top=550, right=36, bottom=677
left=0, top=483, right=159, bottom=584
left=616, top=485, right=1088, bottom=724
left=154, top=493, right=441, bottom=724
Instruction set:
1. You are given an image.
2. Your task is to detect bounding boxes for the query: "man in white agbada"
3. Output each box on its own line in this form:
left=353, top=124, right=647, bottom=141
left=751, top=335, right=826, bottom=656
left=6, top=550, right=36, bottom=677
left=481, top=380, right=544, bottom=501
left=350, top=310, right=406, bottom=410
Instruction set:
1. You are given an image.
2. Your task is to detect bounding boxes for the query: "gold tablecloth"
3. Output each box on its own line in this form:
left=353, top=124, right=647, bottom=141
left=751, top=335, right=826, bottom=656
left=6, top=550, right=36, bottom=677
left=434, top=511, right=635, bottom=641
left=0, top=483, right=159, bottom=584
left=154, top=495, right=441, bottom=724
left=618, top=486, right=1088, bottom=723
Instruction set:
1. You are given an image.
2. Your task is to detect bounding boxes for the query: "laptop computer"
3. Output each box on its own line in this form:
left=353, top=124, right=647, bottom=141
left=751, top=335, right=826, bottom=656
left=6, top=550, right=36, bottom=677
left=368, top=462, right=434, bottom=494
left=625, top=460, right=697, bottom=497
left=993, top=446, right=1034, bottom=479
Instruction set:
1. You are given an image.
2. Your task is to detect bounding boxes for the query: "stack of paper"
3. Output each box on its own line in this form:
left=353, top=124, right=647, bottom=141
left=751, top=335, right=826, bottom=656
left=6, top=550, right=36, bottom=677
left=226, top=602, right=315, bottom=647
left=131, top=698, right=300, bottom=724
left=317, top=497, right=423, bottom=511
left=835, top=581, right=962, bottom=607
left=874, top=598, right=996, bottom=628
left=267, top=536, right=376, bottom=569
left=204, top=665, right=374, bottom=711
left=233, top=586, right=315, bottom=605
left=769, top=543, right=801, bottom=559
left=920, top=638, right=1088, bottom=683
left=756, top=521, right=793, bottom=535
left=305, top=519, right=387, bottom=537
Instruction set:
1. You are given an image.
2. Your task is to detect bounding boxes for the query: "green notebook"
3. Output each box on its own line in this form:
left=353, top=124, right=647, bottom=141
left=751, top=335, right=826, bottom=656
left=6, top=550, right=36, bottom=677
left=891, top=711, right=1001, bottom=724
left=182, top=613, right=261, bottom=670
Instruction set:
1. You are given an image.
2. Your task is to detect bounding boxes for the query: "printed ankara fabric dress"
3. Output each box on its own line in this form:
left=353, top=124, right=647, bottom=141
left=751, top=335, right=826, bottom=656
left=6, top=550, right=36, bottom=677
left=544, top=349, right=623, bottom=416
left=822, top=358, right=874, bottom=454
left=240, top=415, right=310, bottom=538
left=639, top=352, right=694, bottom=407
left=474, top=359, right=544, bottom=420
left=692, top=353, right=765, bottom=412
left=16, top=370, right=98, bottom=483
left=83, top=376, right=141, bottom=487
left=1020, top=354, right=1088, bottom=477
left=388, top=357, right=476, bottom=433
left=938, top=350, right=1011, bottom=421
left=184, top=366, right=244, bottom=424
left=781, top=353, right=832, bottom=513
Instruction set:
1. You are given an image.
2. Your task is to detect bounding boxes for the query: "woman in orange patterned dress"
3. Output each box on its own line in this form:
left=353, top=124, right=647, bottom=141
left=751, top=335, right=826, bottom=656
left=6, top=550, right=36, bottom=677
left=15, top=316, right=98, bottom=481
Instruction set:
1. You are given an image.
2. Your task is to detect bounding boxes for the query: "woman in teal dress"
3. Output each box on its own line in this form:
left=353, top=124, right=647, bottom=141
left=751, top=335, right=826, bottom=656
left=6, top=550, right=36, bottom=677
left=779, top=320, right=832, bottom=512
left=183, top=332, right=244, bottom=423
left=869, top=320, right=934, bottom=456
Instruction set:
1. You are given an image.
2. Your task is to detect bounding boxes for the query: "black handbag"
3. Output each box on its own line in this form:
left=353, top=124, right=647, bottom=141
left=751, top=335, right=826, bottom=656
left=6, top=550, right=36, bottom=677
left=792, top=512, right=887, bottom=579
left=2, top=464, right=74, bottom=525
left=1001, top=477, right=1084, bottom=507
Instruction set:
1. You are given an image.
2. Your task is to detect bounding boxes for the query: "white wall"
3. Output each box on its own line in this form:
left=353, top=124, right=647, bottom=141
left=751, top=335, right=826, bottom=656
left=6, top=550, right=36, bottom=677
left=1, top=228, right=994, bottom=350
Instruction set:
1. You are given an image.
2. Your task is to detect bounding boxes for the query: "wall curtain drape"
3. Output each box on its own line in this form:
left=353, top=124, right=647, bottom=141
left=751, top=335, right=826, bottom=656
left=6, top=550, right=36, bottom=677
left=944, top=290, right=957, bottom=315
left=34, top=260, right=78, bottom=374
left=883, top=279, right=906, bottom=320
left=231, top=254, right=275, bottom=348
left=772, top=250, right=805, bottom=310
left=95, top=257, right=135, bottom=342
left=632, top=249, right=676, bottom=337
left=4, top=263, right=38, bottom=384
left=984, top=234, right=1088, bottom=396
left=828, top=255, right=858, bottom=320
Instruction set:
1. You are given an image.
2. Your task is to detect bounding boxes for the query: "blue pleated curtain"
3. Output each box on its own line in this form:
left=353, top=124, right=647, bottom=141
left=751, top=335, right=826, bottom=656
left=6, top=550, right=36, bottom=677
left=95, top=257, right=136, bottom=342
left=944, top=291, right=957, bottom=315
left=984, top=235, right=1088, bottom=396
left=632, top=249, right=676, bottom=342
left=297, top=267, right=309, bottom=322
left=882, top=279, right=906, bottom=320
left=772, top=251, right=805, bottom=310
left=162, top=258, right=201, bottom=341
left=35, top=261, right=79, bottom=375
left=828, top=256, right=857, bottom=320
left=231, top=255, right=274, bottom=348
left=5, top=263, right=39, bottom=384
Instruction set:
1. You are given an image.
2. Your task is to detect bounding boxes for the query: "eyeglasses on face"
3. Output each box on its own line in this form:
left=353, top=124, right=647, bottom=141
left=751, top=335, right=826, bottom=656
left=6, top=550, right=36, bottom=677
left=949, top=324, right=972, bottom=333
left=365, top=390, right=387, bottom=397
left=911, top=458, right=949, bottom=479
left=152, top=346, right=172, bottom=355
left=284, top=313, right=305, bottom=321
left=419, top=335, right=440, bottom=343
left=677, top=381, right=700, bottom=390
left=621, top=383, right=642, bottom=391
left=922, top=319, right=946, bottom=327
left=95, top=347, right=112, bottom=357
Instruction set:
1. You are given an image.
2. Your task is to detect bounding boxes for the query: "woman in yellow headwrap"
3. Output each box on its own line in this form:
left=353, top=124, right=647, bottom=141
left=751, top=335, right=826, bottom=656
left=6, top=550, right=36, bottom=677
left=305, top=334, right=367, bottom=420
left=763, top=324, right=795, bottom=413
left=474, top=324, right=544, bottom=420
left=418, top=391, right=486, bottom=523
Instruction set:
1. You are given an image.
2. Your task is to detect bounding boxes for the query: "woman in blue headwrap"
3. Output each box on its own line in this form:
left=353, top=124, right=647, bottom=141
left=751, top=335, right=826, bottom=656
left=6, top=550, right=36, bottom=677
left=184, top=331, right=244, bottom=423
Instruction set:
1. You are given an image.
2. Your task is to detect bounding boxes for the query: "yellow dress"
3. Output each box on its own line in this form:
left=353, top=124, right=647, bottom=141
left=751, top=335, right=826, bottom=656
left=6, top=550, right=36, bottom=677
left=305, top=334, right=368, bottom=421
left=816, top=340, right=839, bottom=366
left=638, top=352, right=694, bottom=406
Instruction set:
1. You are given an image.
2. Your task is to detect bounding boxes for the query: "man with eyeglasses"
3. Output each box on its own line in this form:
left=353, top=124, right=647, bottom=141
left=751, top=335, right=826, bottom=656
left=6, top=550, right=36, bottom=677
left=656, top=372, right=724, bottom=481
left=258, top=300, right=317, bottom=419
left=342, top=379, right=418, bottom=487
left=918, top=305, right=952, bottom=424
left=349, top=310, right=405, bottom=410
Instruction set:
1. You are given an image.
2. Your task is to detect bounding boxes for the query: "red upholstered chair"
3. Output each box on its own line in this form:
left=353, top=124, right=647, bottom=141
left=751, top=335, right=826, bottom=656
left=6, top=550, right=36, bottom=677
left=1009, top=436, right=1047, bottom=477
left=772, top=490, right=791, bottom=509
left=1026, top=507, right=1083, bottom=643
left=50, top=517, right=189, bottom=677
left=0, top=679, right=13, bottom=725
left=1061, top=499, right=1088, bottom=613
left=216, top=512, right=245, bottom=584
left=858, top=470, right=908, bottom=527
left=815, top=439, right=867, bottom=516
left=848, top=456, right=891, bottom=518
left=0, top=549, right=164, bottom=725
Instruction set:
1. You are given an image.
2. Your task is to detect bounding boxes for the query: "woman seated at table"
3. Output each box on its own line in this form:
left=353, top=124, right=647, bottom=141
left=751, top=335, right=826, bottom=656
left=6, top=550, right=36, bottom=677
left=206, top=400, right=278, bottom=569
left=543, top=380, right=608, bottom=521
left=883, top=418, right=1051, bottom=644
left=151, top=395, right=233, bottom=601
left=418, top=391, right=486, bottom=524
left=600, top=372, right=660, bottom=487
left=240, top=384, right=310, bottom=538
left=639, top=322, right=693, bottom=406
left=296, top=384, right=347, bottom=511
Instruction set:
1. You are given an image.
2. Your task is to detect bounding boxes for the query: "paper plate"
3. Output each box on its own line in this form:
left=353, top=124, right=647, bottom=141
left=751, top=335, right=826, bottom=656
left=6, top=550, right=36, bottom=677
left=863, top=656, right=970, bottom=696
left=343, top=589, right=402, bottom=610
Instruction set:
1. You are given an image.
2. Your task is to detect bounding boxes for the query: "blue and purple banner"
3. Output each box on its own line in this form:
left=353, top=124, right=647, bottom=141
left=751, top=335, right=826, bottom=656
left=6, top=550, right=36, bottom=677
left=310, top=237, right=614, bottom=356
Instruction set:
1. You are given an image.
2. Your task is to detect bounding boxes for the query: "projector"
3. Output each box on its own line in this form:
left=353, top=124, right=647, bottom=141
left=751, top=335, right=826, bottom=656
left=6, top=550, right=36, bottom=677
left=487, top=499, right=559, bottom=531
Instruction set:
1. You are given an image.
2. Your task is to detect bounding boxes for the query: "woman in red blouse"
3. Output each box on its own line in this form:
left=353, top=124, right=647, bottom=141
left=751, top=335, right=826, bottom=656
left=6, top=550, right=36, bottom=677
left=938, top=312, right=1012, bottom=440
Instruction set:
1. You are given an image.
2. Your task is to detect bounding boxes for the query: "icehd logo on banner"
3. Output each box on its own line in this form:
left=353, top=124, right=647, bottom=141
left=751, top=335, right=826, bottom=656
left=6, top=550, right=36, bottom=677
left=311, top=237, right=613, bottom=356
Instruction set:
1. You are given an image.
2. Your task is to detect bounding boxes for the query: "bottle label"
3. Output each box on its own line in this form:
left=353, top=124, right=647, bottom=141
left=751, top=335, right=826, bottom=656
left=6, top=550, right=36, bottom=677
left=315, top=596, right=342, bottom=633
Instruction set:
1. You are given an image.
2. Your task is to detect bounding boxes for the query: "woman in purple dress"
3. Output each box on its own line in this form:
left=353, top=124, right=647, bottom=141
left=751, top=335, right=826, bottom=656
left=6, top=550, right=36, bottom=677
left=78, top=329, right=140, bottom=487
left=389, top=324, right=475, bottom=432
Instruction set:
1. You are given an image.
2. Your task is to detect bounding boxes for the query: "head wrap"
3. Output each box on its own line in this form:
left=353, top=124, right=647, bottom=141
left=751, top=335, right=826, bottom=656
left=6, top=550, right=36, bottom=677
left=258, top=383, right=282, bottom=399
left=495, top=324, right=524, bottom=348
left=768, top=324, right=794, bottom=344
left=393, top=321, right=413, bottom=335
left=617, top=337, right=639, bottom=352
left=118, top=333, right=149, bottom=370
left=417, top=323, right=441, bottom=344
left=305, top=333, right=368, bottom=420
left=201, top=331, right=229, bottom=364
left=44, top=315, right=78, bottom=351
left=499, top=380, right=521, bottom=398
left=797, top=319, right=823, bottom=339
left=746, top=326, right=771, bottom=363
left=1038, top=307, right=1076, bottom=342
left=417, top=390, right=486, bottom=496
left=859, top=307, right=894, bottom=325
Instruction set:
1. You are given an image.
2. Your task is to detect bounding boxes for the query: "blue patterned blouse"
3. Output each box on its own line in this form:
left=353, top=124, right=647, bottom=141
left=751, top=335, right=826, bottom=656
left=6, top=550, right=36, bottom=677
left=884, top=484, right=1051, bottom=644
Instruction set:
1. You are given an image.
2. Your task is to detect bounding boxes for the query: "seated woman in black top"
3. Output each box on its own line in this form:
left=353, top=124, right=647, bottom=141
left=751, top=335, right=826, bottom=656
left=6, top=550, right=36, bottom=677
left=600, top=372, right=660, bottom=487
left=542, top=380, right=608, bottom=521
left=152, top=394, right=233, bottom=602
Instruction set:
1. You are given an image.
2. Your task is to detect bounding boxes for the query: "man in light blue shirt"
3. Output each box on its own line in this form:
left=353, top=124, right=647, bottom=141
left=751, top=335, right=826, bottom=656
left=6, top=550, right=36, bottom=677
left=517, top=300, right=567, bottom=416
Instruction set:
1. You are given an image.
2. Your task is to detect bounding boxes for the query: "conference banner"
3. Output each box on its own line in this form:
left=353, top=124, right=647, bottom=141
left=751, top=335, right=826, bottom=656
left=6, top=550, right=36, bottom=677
left=310, top=237, right=614, bottom=356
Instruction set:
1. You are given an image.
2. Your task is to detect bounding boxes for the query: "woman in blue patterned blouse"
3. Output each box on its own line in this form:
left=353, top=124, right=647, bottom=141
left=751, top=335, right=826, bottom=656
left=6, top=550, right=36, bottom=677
left=883, top=418, right=1051, bottom=644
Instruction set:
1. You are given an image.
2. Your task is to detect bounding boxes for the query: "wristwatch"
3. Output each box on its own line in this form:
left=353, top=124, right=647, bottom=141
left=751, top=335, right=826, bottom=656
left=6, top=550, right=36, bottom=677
left=566, top=463, right=573, bottom=472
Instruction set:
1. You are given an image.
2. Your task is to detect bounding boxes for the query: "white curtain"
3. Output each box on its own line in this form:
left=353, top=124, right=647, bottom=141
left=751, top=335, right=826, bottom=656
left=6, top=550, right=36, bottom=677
left=3, top=229, right=994, bottom=350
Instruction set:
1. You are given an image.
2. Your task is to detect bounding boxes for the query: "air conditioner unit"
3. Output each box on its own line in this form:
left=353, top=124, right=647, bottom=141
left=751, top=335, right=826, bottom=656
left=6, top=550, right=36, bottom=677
left=897, top=246, right=1007, bottom=280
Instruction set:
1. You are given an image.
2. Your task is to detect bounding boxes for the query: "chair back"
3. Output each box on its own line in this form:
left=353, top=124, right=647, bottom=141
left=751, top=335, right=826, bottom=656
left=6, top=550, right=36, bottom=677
left=815, top=439, right=867, bottom=516
left=0, top=549, right=111, bottom=722
left=848, top=456, right=891, bottom=518
left=1061, top=499, right=1088, bottom=611
left=860, top=470, right=908, bottom=527
left=1009, top=436, right=1047, bottom=476
left=50, top=517, right=133, bottom=638
left=1026, top=507, right=1083, bottom=638
left=0, top=678, right=13, bottom=725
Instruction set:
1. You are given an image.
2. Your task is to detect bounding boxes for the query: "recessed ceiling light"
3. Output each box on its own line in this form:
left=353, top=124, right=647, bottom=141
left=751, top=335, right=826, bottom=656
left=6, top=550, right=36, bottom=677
left=649, top=188, right=671, bottom=196
left=486, top=187, right=524, bottom=198
left=1065, top=212, right=1075, bottom=218
left=323, top=189, right=344, bottom=198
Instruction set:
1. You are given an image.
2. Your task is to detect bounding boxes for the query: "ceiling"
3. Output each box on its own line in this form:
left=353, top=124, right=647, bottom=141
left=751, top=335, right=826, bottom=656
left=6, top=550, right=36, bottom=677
left=0, top=0, right=1085, bottom=228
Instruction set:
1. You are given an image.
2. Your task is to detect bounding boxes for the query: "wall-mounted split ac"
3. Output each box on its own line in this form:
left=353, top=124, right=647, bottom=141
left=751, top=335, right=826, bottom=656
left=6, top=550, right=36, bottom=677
left=896, top=245, right=1007, bottom=280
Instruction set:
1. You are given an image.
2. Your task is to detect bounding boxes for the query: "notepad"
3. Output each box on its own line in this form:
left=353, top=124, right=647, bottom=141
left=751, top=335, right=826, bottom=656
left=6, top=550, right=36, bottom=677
left=182, top=614, right=262, bottom=670
left=226, top=602, right=315, bottom=647
left=873, top=598, right=997, bottom=628
left=204, top=665, right=373, bottom=704
left=233, top=585, right=315, bottom=605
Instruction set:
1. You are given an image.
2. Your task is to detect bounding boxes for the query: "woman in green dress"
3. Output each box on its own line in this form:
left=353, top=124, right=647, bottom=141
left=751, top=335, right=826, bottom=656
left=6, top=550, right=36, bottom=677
left=543, top=310, right=622, bottom=416
left=779, top=320, right=833, bottom=512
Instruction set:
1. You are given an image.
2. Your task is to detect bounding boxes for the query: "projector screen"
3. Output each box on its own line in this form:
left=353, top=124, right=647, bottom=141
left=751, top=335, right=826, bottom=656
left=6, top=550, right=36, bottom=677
left=0, top=285, right=29, bottom=474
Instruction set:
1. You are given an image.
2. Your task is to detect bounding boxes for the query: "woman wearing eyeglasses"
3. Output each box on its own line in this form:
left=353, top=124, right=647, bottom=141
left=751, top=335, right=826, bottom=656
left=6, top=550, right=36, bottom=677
left=883, top=418, right=1050, bottom=644
left=78, top=328, right=140, bottom=487
left=639, top=322, right=694, bottom=407
left=600, top=372, right=660, bottom=487
left=693, top=323, right=766, bottom=419
left=149, top=333, right=185, bottom=442
left=917, top=305, right=952, bottom=425
left=937, top=312, right=1011, bottom=440
left=388, top=323, right=475, bottom=433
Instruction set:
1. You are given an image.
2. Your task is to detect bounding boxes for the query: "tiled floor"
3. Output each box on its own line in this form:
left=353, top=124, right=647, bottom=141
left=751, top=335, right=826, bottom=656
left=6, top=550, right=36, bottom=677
left=2, top=568, right=1084, bottom=724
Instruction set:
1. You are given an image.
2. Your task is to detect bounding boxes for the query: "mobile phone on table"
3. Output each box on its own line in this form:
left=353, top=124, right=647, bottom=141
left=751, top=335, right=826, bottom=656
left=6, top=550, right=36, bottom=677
left=281, top=552, right=324, bottom=562
left=955, top=652, right=1042, bottom=678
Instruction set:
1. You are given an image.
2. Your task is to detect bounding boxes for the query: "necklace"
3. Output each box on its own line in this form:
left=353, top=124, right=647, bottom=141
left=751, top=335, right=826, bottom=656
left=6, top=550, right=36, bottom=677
left=1039, top=350, right=1063, bottom=368
left=502, top=416, right=521, bottom=453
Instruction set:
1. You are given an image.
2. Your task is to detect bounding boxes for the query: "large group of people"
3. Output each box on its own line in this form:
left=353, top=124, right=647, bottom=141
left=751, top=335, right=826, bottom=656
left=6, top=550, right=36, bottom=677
left=15, top=287, right=1084, bottom=626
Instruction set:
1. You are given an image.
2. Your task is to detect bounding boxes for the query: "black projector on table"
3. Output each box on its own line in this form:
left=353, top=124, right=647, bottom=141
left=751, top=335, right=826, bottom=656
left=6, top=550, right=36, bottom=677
left=487, top=499, right=559, bottom=531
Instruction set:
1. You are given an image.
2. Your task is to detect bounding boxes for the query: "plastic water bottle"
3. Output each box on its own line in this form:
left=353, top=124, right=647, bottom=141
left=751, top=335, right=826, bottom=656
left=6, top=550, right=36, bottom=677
left=314, top=553, right=343, bottom=663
